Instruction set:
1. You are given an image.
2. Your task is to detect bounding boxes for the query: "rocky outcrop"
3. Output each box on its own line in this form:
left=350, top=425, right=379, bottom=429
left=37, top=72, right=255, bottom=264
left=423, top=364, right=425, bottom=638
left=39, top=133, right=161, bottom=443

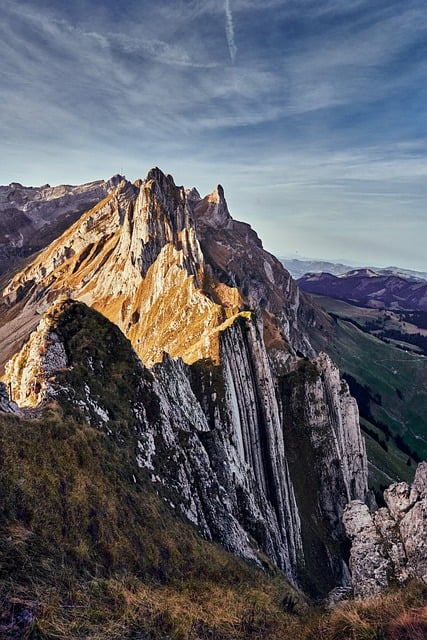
left=0, top=381, right=19, bottom=413
left=3, top=296, right=368, bottom=597
left=5, top=310, right=68, bottom=407
left=190, top=187, right=319, bottom=359
left=0, top=167, right=370, bottom=598
left=280, top=353, right=368, bottom=595
left=0, top=175, right=122, bottom=274
left=344, top=462, right=427, bottom=597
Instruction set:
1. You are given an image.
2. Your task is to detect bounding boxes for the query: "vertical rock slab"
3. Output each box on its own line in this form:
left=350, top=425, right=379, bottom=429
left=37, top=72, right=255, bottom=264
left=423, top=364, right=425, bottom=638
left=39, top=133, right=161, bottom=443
left=343, top=501, right=393, bottom=597
left=281, top=353, right=368, bottom=596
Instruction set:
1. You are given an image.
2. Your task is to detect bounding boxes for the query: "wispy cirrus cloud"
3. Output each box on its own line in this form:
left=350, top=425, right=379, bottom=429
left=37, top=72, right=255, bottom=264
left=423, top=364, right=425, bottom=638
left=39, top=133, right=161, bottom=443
left=2, top=0, right=427, bottom=270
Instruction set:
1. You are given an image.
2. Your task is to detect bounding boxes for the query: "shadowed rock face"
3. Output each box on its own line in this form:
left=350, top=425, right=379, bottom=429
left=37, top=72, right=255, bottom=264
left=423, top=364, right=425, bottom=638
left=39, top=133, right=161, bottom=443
left=0, top=168, right=369, bottom=598
left=0, top=175, right=122, bottom=275
left=344, top=461, right=427, bottom=597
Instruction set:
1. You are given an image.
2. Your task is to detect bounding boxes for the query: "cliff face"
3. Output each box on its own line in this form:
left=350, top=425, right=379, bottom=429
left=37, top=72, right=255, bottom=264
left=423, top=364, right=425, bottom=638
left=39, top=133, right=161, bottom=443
left=344, top=462, right=427, bottom=597
left=0, top=175, right=122, bottom=275
left=280, top=353, right=368, bottom=594
left=0, top=168, right=369, bottom=598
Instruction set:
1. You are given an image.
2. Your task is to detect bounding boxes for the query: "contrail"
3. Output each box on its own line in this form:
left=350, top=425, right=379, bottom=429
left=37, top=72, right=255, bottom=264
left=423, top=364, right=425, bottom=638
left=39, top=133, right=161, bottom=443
left=224, top=0, right=237, bottom=63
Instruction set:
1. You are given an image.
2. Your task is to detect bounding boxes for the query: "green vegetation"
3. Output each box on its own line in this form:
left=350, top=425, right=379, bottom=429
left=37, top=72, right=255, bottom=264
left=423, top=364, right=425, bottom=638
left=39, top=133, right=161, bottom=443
left=309, top=295, right=427, bottom=492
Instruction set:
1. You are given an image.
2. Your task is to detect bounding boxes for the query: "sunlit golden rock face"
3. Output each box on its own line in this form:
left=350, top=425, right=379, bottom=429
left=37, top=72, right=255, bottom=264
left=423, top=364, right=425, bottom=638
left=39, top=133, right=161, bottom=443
left=0, top=169, right=248, bottom=368
left=0, top=168, right=370, bottom=598
left=0, top=175, right=122, bottom=275
left=0, top=166, right=323, bottom=372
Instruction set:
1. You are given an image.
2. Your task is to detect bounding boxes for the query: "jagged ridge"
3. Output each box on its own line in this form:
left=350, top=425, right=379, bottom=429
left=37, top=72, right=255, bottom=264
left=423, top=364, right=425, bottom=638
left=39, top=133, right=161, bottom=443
left=0, top=175, right=122, bottom=275
left=0, top=168, right=369, bottom=597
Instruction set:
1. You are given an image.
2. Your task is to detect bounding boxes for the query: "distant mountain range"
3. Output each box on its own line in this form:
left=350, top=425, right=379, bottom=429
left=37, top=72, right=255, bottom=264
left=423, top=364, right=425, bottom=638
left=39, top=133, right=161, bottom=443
left=281, top=258, right=427, bottom=282
left=297, top=268, right=427, bottom=312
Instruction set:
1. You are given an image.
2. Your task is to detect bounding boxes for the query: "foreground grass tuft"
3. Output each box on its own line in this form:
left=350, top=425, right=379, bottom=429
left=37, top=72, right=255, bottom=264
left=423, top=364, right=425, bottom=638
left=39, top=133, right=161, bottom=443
left=302, top=581, right=427, bottom=640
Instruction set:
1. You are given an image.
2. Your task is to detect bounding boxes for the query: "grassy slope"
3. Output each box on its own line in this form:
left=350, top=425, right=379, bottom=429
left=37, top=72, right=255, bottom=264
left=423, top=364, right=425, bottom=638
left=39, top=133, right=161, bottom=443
left=1, top=410, right=426, bottom=639
left=0, top=299, right=426, bottom=637
left=0, top=300, right=304, bottom=638
left=309, top=294, right=427, bottom=491
left=0, top=407, right=306, bottom=640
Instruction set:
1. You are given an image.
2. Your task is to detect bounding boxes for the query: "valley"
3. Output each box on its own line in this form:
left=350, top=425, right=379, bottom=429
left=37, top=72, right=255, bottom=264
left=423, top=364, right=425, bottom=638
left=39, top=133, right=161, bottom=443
left=306, top=293, right=427, bottom=493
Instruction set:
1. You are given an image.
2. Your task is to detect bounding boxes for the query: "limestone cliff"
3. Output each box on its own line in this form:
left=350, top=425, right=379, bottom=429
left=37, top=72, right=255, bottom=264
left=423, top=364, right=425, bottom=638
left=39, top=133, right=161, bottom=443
left=344, top=462, right=427, bottom=597
left=0, top=168, right=369, bottom=597
left=3, top=298, right=367, bottom=596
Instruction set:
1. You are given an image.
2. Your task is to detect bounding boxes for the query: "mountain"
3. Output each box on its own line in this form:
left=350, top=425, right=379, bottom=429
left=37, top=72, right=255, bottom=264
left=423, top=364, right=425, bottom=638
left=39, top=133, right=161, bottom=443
left=296, top=268, right=427, bottom=491
left=281, top=258, right=355, bottom=280
left=0, top=168, right=425, bottom=628
left=282, top=258, right=427, bottom=282
left=0, top=175, right=122, bottom=275
left=379, top=266, right=427, bottom=281
left=298, top=268, right=427, bottom=312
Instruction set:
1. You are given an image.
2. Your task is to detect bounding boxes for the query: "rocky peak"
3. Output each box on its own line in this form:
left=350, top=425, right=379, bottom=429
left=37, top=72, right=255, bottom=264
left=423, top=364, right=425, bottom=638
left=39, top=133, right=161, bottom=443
left=0, top=167, right=373, bottom=597
left=192, top=183, right=233, bottom=229
left=143, top=168, right=186, bottom=223
left=185, top=186, right=201, bottom=203
left=131, top=168, right=203, bottom=279
left=0, top=168, right=231, bottom=369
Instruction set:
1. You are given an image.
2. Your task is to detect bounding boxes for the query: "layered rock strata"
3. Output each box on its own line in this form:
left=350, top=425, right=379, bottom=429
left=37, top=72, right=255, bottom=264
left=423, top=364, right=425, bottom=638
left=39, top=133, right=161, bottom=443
left=1, top=168, right=369, bottom=597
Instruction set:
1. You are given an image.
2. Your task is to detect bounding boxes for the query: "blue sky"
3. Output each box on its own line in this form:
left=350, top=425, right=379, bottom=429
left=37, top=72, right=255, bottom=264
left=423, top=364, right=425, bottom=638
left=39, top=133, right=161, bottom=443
left=1, top=0, right=427, bottom=270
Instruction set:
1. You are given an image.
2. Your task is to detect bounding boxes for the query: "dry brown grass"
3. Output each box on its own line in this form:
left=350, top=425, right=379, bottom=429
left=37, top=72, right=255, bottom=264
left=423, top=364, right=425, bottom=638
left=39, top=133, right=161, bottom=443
left=0, top=405, right=304, bottom=640
left=28, top=578, right=427, bottom=640
left=387, top=603, right=427, bottom=640
left=0, top=573, right=304, bottom=640
left=299, top=581, right=427, bottom=640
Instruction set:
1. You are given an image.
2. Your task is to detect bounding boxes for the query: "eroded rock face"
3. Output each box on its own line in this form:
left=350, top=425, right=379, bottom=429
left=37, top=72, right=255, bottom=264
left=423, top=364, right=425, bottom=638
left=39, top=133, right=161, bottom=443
left=344, top=462, right=427, bottom=597
left=2, top=298, right=368, bottom=597
left=342, top=501, right=391, bottom=597
left=5, top=312, right=68, bottom=406
left=0, top=176, right=122, bottom=274
left=0, top=381, right=19, bottom=413
left=0, top=168, right=369, bottom=597
left=280, top=353, right=367, bottom=595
